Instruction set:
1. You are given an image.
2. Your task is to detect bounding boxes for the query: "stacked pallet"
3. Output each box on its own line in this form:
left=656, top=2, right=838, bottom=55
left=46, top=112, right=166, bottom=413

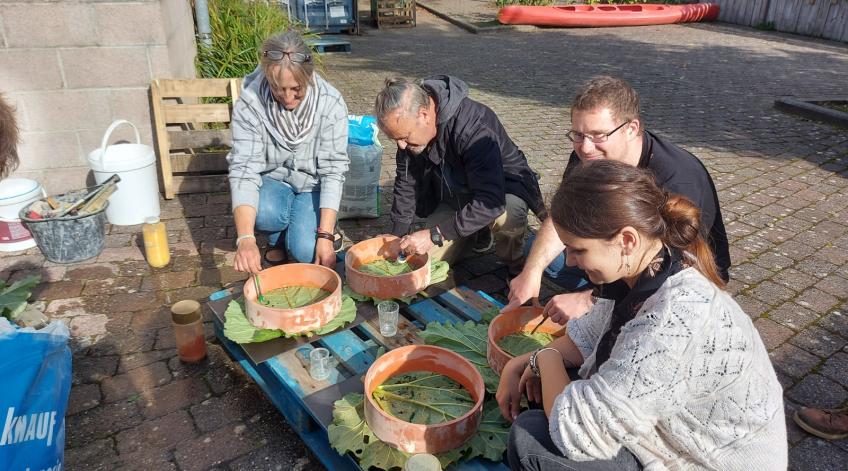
left=371, top=0, right=416, bottom=28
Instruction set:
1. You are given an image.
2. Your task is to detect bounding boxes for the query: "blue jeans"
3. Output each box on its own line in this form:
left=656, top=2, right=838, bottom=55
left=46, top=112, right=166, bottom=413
left=523, top=234, right=590, bottom=291
left=255, top=176, right=319, bottom=263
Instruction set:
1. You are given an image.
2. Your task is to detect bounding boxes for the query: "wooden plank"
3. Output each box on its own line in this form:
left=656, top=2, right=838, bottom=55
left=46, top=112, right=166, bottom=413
left=771, top=0, right=802, bottom=32
left=171, top=174, right=229, bottom=194
left=168, top=129, right=232, bottom=149
left=475, top=289, right=505, bottom=309
left=822, top=0, right=848, bottom=41
left=795, top=0, right=832, bottom=37
left=154, top=78, right=237, bottom=98
left=163, top=103, right=233, bottom=124
left=150, top=80, right=175, bottom=199
left=359, top=314, right=423, bottom=350
left=169, top=152, right=229, bottom=173
left=319, top=330, right=377, bottom=375
left=436, top=289, right=485, bottom=322
left=266, top=347, right=347, bottom=398
left=407, top=298, right=463, bottom=324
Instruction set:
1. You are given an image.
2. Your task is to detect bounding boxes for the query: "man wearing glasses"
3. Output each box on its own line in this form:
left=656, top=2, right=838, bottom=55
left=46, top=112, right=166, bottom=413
left=505, top=76, right=730, bottom=320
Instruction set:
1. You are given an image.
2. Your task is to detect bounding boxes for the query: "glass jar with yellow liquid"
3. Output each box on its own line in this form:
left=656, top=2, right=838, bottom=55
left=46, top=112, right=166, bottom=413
left=142, top=216, right=170, bottom=268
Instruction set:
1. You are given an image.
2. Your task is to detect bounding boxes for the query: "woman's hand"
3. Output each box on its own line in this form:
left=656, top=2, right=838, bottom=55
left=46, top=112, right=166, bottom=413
left=519, top=365, right=542, bottom=405
left=497, top=356, right=529, bottom=422
left=314, top=238, right=336, bottom=267
left=234, top=238, right=263, bottom=274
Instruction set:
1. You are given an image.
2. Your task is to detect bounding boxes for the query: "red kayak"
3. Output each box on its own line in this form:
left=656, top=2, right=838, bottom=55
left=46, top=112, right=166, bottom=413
left=498, top=3, right=719, bottom=27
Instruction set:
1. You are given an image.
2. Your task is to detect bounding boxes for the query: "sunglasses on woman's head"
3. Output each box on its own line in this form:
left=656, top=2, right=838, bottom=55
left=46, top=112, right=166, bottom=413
left=263, top=50, right=312, bottom=63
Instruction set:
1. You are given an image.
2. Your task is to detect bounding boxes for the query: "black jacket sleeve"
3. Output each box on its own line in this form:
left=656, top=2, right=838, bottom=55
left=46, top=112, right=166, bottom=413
left=440, top=126, right=507, bottom=241
left=390, top=150, right=417, bottom=236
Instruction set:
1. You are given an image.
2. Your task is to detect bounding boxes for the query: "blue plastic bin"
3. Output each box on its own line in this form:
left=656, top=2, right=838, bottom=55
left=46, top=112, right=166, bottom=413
left=286, top=0, right=356, bottom=34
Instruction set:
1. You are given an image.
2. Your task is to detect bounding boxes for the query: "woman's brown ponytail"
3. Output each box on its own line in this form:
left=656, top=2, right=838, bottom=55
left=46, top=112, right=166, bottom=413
left=660, top=194, right=725, bottom=288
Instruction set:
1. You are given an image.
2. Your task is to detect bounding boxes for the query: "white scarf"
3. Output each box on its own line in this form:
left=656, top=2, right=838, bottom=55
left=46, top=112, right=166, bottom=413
left=262, top=74, right=320, bottom=151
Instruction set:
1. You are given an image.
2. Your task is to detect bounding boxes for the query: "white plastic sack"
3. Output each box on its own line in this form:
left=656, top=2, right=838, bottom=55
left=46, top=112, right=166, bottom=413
left=339, top=115, right=382, bottom=219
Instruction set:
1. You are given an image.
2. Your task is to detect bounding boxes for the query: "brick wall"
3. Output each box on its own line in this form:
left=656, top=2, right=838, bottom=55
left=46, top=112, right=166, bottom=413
left=0, top=0, right=196, bottom=194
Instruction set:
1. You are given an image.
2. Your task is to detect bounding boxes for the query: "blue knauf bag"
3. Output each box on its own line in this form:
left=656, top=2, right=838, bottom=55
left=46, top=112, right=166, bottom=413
left=0, top=319, right=71, bottom=471
left=339, top=115, right=382, bottom=219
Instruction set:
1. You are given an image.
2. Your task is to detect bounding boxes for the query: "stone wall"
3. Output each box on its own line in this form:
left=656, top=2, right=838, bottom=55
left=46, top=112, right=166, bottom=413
left=0, top=0, right=196, bottom=194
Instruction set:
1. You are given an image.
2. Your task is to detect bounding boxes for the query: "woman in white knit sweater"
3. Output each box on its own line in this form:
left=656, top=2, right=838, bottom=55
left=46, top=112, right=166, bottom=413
left=497, top=160, right=787, bottom=470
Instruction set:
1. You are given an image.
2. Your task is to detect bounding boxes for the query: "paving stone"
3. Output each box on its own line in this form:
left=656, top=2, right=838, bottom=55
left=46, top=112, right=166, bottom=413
left=226, top=445, right=322, bottom=471
left=754, top=318, right=795, bottom=351
left=118, top=260, right=155, bottom=277
left=141, top=377, right=211, bottom=419
left=66, top=401, right=143, bottom=449
left=174, top=423, right=261, bottom=471
left=82, top=276, right=143, bottom=296
left=771, top=268, right=818, bottom=292
left=785, top=374, right=848, bottom=409
left=131, top=306, right=173, bottom=331
left=789, top=437, right=848, bottom=470
left=115, top=409, right=197, bottom=454
left=729, top=263, right=773, bottom=285
left=770, top=343, right=821, bottom=379
left=119, top=348, right=178, bottom=373
left=818, top=310, right=848, bottom=337
left=67, top=383, right=102, bottom=416
left=109, top=291, right=165, bottom=312
left=112, top=448, right=179, bottom=471
left=794, top=288, right=840, bottom=314
left=66, top=263, right=120, bottom=280
left=769, top=302, right=820, bottom=331
left=72, top=354, right=119, bottom=385
left=169, top=342, right=229, bottom=378
left=32, top=280, right=84, bottom=300
left=101, top=361, right=172, bottom=403
left=87, top=327, right=157, bottom=357
left=790, top=326, right=846, bottom=358
left=793, top=257, right=838, bottom=279
left=188, top=385, right=266, bottom=433
left=813, top=274, right=848, bottom=299
left=819, top=352, right=848, bottom=388
left=64, top=438, right=120, bottom=470
left=141, top=270, right=198, bottom=292
left=198, top=266, right=249, bottom=287
left=749, top=280, right=796, bottom=306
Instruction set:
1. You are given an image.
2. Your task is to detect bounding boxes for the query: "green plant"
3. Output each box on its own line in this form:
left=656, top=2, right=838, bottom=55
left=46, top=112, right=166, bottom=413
left=196, top=0, right=317, bottom=79
left=419, top=321, right=499, bottom=393
left=755, top=21, right=776, bottom=31
left=0, top=276, right=40, bottom=321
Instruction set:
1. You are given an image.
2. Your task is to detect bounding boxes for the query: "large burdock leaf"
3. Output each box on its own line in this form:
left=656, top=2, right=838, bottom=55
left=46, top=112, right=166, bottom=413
left=328, top=393, right=508, bottom=470
left=263, top=286, right=331, bottom=308
left=0, top=275, right=40, bottom=320
left=419, top=321, right=499, bottom=393
left=358, top=259, right=413, bottom=276
left=497, top=332, right=555, bottom=357
left=223, top=295, right=356, bottom=343
left=372, top=372, right=475, bottom=425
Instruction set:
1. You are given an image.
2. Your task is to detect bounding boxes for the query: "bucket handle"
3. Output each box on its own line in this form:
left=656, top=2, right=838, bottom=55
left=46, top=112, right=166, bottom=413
left=97, top=120, right=141, bottom=164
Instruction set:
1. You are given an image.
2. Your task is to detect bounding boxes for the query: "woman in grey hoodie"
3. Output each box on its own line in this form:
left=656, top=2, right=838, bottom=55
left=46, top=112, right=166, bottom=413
left=228, top=31, right=349, bottom=272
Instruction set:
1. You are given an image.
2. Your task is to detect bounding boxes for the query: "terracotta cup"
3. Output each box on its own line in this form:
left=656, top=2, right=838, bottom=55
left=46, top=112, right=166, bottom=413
left=487, top=306, right=565, bottom=375
left=363, top=345, right=484, bottom=455
left=243, top=263, right=342, bottom=334
left=345, top=235, right=431, bottom=300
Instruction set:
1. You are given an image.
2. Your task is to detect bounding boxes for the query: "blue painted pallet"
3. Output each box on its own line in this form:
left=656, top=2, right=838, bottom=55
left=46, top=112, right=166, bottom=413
left=211, top=286, right=509, bottom=471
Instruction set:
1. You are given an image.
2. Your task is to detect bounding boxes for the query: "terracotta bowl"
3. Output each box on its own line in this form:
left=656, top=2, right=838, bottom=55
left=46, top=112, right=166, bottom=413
left=363, top=345, right=484, bottom=455
left=243, top=263, right=342, bottom=334
left=487, top=306, right=565, bottom=375
left=345, top=235, right=431, bottom=300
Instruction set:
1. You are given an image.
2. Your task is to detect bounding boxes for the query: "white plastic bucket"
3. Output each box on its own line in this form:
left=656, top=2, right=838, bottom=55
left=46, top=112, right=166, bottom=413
left=87, top=120, right=160, bottom=226
left=0, top=178, right=46, bottom=252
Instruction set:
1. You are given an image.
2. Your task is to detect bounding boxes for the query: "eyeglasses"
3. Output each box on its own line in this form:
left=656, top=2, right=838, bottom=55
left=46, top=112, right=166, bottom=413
left=566, top=121, right=630, bottom=144
left=262, top=50, right=312, bottom=63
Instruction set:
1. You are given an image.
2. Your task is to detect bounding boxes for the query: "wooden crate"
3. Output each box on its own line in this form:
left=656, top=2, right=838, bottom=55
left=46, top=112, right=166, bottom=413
left=371, top=0, right=416, bottom=28
left=209, top=282, right=509, bottom=471
left=150, top=78, right=242, bottom=199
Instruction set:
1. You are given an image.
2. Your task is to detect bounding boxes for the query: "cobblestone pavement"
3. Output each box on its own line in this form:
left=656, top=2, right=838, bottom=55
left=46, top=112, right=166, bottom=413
left=2, top=7, right=847, bottom=470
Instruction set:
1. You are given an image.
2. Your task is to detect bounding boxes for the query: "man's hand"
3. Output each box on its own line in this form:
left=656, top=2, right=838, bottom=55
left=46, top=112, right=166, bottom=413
left=398, top=229, right=434, bottom=255
left=234, top=238, right=263, bottom=274
left=503, top=268, right=543, bottom=313
left=314, top=238, right=336, bottom=267
left=496, top=356, right=529, bottom=422
left=543, top=290, right=595, bottom=325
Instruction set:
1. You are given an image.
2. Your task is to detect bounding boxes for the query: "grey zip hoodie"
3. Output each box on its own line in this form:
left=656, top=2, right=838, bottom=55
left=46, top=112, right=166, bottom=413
left=227, top=67, right=349, bottom=212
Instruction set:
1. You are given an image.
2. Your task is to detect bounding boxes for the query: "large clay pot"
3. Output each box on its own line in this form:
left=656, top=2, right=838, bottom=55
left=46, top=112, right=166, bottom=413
left=243, top=263, right=342, bottom=334
left=363, top=345, right=484, bottom=455
left=345, top=235, right=431, bottom=299
left=487, top=306, right=564, bottom=375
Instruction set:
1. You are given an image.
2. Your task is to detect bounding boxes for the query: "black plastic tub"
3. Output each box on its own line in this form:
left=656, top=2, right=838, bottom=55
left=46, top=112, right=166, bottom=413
left=19, top=197, right=108, bottom=264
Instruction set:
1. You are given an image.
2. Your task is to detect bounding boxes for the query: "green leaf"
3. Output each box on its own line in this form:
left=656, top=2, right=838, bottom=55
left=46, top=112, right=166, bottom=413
left=496, top=332, right=555, bottom=357
left=481, top=307, right=499, bottom=324
left=0, top=275, right=40, bottom=320
left=223, top=299, right=283, bottom=344
left=358, top=260, right=413, bottom=277
left=263, top=286, right=331, bottom=309
left=429, top=260, right=450, bottom=285
left=465, top=401, right=511, bottom=462
left=305, top=295, right=357, bottom=337
left=373, top=372, right=474, bottom=425
left=419, top=321, right=499, bottom=393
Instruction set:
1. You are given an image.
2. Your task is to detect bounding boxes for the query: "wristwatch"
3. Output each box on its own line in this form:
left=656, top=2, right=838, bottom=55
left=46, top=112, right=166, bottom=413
left=430, top=225, right=444, bottom=247
left=529, top=348, right=560, bottom=377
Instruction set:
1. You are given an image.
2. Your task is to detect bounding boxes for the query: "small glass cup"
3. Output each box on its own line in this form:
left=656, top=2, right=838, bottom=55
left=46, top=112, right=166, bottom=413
left=309, top=347, right=331, bottom=381
left=404, top=453, right=442, bottom=471
left=378, top=300, right=399, bottom=337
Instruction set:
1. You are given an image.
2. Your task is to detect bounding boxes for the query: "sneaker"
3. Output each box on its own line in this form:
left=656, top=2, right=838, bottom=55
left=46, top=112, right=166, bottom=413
left=333, top=226, right=345, bottom=253
left=793, top=406, right=848, bottom=440
left=471, top=227, right=494, bottom=254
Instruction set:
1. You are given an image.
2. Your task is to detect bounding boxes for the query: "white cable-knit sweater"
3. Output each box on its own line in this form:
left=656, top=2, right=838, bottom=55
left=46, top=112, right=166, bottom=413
left=550, top=268, right=787, bottom=470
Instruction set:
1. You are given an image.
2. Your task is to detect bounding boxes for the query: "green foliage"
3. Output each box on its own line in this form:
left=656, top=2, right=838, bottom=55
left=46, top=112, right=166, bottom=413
left=0, top=276, right=40, bottom=320
left=419, top=321, right=499, bottom=393
left=196, top=0, right=317, bottom=79
left=328, top=393, right=509, bottom=470
left=497, top=332, right=555, bottom=357
left=373, top=372, right=475, bottom=425
left=496, top=0, right=554, bottom=7
left=755, top=21, right=776, bottom=31
left=223, top=295, right=356, bottom=342
left=358, top=260, right=414, bottom=277
left=263, top=286, right=330, bottom=309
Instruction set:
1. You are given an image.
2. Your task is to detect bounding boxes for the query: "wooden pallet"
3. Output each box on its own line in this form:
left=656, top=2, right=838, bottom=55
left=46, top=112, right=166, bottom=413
left=150, top=78, right=241, bottom=199
left=306, top=38, right=353, bottom=54
left=209, top=283, right=509, bottom=471
left=371, top=0, right=416, bottom=28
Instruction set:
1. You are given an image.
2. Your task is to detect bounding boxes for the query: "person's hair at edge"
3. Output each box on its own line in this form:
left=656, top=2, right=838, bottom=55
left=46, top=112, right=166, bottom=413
left=572, top=75, right=641, bottom=128
left=550, top=160, right=725, bottom=288
left=0, top=93, right=21, bottom=179
left=374, top=77, right=430, bottom=125
left=260, top=30, right=315, bottom=90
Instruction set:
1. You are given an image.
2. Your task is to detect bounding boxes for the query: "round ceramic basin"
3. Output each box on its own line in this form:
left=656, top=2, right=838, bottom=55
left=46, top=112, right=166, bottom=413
left=487, top=306, right=564, bottom=375
left=345, top=235, right=431, bottom=299
left=243, top=263, right=342, bottom=334
left=363, top=345, right=484, bottom=455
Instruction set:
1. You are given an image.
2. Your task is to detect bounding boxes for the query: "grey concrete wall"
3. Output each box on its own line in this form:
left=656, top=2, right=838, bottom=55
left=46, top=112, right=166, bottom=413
left=0, top=0, right=197, bottom=194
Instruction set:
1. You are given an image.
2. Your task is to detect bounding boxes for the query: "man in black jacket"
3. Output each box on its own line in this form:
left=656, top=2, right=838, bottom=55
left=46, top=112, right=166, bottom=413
left=375, top=75, right=546, bottom=267
left=506, top=76, right=731, bottom=321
